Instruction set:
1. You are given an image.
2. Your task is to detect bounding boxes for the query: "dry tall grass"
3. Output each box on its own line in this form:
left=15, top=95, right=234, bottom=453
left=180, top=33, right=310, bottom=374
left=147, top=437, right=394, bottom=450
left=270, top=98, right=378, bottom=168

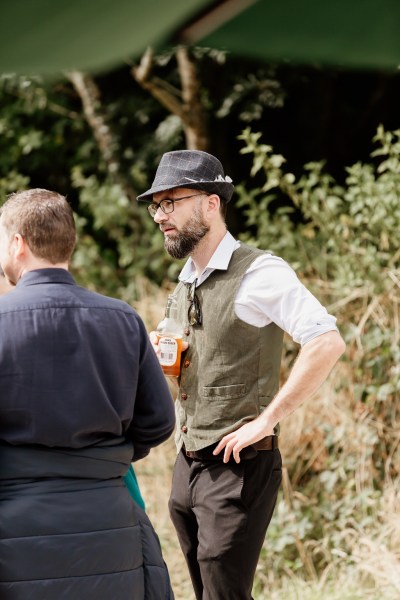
left=133, top=283, right=400, bottom=600
left=135, top=383, right=400, bottom=599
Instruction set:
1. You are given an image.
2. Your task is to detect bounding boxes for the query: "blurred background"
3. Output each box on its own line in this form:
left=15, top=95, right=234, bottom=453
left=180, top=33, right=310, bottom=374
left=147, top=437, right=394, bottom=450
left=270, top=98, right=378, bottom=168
left=1, top=1, right=399, bottom=598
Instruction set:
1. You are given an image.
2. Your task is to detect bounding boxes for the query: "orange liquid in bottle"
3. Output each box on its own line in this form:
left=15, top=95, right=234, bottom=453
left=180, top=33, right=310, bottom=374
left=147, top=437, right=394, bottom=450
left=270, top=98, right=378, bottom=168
left=157, top=334, right=183, bottom=377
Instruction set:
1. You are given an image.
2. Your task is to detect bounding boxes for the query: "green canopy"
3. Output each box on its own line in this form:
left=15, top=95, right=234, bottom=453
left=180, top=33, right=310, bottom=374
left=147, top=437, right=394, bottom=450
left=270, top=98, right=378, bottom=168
left=181, top=0, right=400, bottom=70
left=1, top=0, right=399, bottom=75
left=0, top=0, right=207, bottom=75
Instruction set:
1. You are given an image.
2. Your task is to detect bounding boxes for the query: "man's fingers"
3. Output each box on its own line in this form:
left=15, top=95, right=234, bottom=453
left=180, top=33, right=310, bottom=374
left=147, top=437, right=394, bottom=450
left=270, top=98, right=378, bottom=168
left=231, top=442, right=244, bottom=464
left=149, top=331, right=159, bottom=345
left=214, top=434, right=244, bottom=463
left=213, top=434, right=234, bottom=456
left=232, top=445, right=240, bottom=463
left=149, top=331, right=162, bottom=357
left=223, top=439, right=242, bottom=464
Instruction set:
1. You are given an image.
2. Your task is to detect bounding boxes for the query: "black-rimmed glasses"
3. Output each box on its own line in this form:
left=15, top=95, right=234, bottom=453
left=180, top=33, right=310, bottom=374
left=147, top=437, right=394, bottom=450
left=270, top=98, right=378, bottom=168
left=187, top=280, right=202, bottom=326
left=147, top=193, right=207, bottom=218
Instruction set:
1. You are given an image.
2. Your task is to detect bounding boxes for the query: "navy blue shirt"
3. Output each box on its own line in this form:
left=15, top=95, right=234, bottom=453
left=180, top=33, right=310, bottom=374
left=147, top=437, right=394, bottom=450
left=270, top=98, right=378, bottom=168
left=0, top=269, right=175, bottom=459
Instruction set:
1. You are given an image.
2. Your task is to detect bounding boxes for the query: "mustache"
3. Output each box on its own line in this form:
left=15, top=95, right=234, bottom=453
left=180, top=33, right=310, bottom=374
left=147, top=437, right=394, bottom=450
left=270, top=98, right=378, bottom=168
left=160, top=223, right=176, bottom=232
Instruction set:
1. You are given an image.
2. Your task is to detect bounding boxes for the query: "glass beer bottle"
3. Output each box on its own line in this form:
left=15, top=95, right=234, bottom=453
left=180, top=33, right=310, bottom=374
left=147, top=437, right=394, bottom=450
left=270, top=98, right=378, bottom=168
left=157, top=295, right=183, bottom=377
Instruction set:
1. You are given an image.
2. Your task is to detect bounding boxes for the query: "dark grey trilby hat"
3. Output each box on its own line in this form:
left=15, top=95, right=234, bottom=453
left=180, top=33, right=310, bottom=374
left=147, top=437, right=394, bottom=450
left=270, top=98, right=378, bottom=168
left=136, top=150, right=234, bottom=203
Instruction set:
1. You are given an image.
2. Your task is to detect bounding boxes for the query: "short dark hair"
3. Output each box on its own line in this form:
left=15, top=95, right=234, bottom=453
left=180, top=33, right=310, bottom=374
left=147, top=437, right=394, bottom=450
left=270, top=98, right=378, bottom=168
left=1, top=189, right=76, bottom=263
left=219, top=199, right=228, bottom=219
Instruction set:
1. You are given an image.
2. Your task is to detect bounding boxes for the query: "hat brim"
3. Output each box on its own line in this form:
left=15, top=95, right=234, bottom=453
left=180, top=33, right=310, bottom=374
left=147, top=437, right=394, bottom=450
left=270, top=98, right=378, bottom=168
left=136, top=180, right=234, bottom=203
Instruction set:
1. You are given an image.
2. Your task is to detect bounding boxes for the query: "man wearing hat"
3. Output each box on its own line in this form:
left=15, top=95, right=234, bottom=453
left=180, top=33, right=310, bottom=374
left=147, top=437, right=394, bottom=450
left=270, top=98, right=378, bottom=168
left=138, top=150, right=345, bottom=600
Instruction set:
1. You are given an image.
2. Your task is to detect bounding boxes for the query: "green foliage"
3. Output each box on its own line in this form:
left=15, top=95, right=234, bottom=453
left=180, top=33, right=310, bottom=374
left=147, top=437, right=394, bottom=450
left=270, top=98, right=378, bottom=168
left=237, top=127, right=400, bottom=595
left=70, top=167, right=180, bottom=299
left=0, top=73, right=180, bottom=297
left=216, top=68, right=284, bottom=122
left=0, top=53, right=286, bottom=299
left=1, top=63, right=399, bottom=598
left=237, top=126, right=400, bottom=400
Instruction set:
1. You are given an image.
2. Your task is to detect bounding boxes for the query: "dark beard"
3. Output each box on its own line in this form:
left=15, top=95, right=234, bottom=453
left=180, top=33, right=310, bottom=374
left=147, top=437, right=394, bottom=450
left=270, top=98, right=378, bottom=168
left=164, top=207, right=209, bottom=259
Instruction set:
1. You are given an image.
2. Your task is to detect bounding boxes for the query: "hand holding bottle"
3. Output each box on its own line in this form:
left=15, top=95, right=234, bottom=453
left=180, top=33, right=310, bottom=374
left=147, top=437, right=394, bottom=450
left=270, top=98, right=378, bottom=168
left=152, top=295, right=188, bottom=377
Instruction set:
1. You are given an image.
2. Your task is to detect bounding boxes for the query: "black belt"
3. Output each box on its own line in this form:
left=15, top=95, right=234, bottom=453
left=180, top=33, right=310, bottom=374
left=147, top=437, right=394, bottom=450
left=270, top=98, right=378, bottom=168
left=183, top=435, right=278, bottom=461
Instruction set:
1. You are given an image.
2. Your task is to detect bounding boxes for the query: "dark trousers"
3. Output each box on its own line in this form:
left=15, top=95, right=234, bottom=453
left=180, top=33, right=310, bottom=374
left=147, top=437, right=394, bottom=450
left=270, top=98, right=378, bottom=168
left=168, top=447, right=282, bottom=600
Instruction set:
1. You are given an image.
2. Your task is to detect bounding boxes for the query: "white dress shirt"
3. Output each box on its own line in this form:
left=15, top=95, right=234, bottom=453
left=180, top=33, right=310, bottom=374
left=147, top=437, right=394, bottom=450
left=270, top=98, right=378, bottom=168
left=178, top=232, right=338, bottom=346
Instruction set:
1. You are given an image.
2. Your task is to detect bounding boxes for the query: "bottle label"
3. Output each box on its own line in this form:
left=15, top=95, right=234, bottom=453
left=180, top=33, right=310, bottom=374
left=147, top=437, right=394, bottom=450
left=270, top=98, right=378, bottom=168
left=159, top=336, right=178, bottom=366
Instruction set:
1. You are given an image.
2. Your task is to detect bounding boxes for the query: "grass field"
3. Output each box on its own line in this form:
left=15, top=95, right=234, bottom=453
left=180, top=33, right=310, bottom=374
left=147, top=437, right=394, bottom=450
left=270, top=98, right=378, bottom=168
left=133, top=287, right=400, bottom=600
left=135, top=402, right=400, bottom=600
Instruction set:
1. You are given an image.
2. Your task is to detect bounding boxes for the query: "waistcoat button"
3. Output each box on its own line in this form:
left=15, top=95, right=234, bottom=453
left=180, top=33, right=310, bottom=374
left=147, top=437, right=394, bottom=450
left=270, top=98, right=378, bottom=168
left=181, top=393, right=187, bottom=400
left=184, top=328, right=190, bottom=336
left=184, top=360, right=190, bottom=368
left=181, top=425, right=188, bottom=433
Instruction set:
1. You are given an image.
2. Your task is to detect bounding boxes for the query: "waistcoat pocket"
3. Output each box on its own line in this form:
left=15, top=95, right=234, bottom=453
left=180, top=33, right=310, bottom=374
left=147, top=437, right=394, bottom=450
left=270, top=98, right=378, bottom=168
left=203, top=384, right=246, bottom=398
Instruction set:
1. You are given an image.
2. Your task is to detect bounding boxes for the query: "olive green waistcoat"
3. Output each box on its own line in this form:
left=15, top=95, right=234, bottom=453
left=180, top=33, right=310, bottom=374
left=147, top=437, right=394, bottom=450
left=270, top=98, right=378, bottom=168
left=174, top=244, right=284, bottom=452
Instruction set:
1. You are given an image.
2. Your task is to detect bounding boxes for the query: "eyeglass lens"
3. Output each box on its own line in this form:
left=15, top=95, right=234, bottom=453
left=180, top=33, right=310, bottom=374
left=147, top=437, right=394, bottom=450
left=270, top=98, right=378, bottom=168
left=148, top=193, right=207, bottom=217
left=148, top=200, right=170, bottom=217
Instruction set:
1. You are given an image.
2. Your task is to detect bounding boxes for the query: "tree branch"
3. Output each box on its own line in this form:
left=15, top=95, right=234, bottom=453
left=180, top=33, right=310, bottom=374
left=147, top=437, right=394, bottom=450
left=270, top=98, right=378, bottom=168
left=132, top=48, right=186, bottom=119
left=132, top=46, right=210, bottom=150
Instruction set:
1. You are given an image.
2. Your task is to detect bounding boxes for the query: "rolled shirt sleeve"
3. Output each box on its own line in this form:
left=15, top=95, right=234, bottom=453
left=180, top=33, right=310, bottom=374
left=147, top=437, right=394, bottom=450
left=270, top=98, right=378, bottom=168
left=235, top=253, right=338, bottom=346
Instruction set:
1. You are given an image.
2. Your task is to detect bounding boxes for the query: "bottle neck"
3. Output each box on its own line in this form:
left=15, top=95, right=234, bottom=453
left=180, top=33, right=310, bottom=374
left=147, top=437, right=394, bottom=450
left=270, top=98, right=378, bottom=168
left=165, top=295, right=178, bottom=319
left=166, top=306, right=178, bottom=320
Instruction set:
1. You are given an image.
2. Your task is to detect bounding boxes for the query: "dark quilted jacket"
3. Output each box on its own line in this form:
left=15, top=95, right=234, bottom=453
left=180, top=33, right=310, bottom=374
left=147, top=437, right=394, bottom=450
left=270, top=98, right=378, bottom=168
left=0, top=443, right=174, bottom=600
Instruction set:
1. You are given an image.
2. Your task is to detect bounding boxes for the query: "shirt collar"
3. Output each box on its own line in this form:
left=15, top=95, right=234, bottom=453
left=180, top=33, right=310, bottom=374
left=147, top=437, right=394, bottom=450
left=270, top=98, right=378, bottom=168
left=178, top=231, right=239, bottom=285
left=16, top=268, right=76, bottom=288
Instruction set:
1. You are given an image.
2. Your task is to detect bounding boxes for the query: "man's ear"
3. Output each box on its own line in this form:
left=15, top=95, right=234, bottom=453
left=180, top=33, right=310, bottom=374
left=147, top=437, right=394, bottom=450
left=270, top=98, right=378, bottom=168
left=206, top=193, right=221, bottom=215
left=13, top=233, right=26, bottom=259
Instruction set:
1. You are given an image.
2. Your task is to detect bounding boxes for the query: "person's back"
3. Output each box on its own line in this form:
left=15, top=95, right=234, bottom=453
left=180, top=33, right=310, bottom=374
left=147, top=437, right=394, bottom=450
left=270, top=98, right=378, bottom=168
left=0, top=270, right=171, bottom=451
left=0, top=189, right=175, bottom=600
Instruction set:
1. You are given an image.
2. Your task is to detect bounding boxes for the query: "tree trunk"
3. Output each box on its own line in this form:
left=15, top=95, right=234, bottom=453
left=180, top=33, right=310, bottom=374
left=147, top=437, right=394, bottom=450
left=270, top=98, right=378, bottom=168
left=175, top=46, right=209, bottom=151
left=66, top=70, right=138, bottom=208
left=132, top=46, right=210, bottom=151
